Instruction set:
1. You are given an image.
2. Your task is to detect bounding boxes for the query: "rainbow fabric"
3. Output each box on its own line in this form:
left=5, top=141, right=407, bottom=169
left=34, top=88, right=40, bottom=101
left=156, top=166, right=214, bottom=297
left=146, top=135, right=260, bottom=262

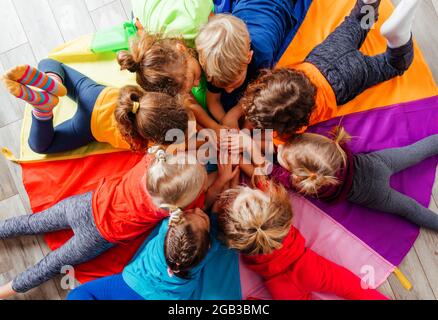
left=3, top=0, right=438, bottom=299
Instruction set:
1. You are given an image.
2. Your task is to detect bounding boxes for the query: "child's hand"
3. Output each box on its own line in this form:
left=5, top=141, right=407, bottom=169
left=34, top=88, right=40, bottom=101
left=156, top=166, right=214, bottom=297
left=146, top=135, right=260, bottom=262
left=217, top=154, right=240, bottom=185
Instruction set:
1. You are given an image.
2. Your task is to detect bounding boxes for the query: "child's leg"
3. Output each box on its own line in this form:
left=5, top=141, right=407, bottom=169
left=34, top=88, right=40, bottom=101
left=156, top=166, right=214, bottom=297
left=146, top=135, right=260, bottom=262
left=67, top=274, right=144, bottom=301
left=371, top=135, right=438, bottom=174
left=306, top=0, right=382, bottom=105
left=0, top=193, right=85, bottom=239
left=10, top=192, right=113, bottom=294
left=27, top=59, right=105, bottom=154
left=11, top=230, right=113, bottom=294
left=293, top=250, right=388, bottom=300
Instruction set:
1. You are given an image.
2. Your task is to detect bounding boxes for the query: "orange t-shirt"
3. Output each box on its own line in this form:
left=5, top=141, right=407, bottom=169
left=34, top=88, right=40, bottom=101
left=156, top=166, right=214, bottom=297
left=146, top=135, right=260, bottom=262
left=91, top=155, right=206, bottom=244
left=91, top=87, right=131, bottom=150
left=273, top=62, right=337, bottom=147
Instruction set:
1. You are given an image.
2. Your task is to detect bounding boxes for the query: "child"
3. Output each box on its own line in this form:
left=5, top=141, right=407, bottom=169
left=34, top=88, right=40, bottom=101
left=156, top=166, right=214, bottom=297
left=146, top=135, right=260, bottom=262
left=215, top=183, right=388, bottom=300
left=0, top=150, right=235, bottom=299
left=196, top=0, right=297, bottom=121
left=277, top=128, right=438, bottom=231
left=118, top=33, right=222, bottom=132
left=2, top=59, right=190, bottom=153
left=67, top=209, right=216, bottom=300
left=228, top=0, right=419, bottom=139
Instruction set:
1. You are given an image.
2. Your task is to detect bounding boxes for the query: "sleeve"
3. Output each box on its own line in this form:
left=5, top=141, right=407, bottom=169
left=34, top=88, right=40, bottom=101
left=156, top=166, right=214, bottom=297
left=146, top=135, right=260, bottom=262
left=294, top=249, right=389, bottom=300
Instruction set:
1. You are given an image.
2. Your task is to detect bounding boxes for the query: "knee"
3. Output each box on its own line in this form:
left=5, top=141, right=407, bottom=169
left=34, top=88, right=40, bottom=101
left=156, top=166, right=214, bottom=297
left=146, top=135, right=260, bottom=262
left=28, top=138, right=50, bottom=155
left=37, top=59, right=60, bottom=70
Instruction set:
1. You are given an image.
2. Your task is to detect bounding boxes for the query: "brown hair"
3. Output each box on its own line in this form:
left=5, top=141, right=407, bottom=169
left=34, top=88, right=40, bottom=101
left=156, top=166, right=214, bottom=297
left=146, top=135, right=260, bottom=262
left=118, top=33, right=196, bottom=96
left=115, top=86, right=189, bottom=151
left=216, top=183, right=292, bottom=256
left=281, top=127, right=351, bottom=196
left=196, top=14, right=251, bottom=88
left=241, top=68, right=317, bottom=136
left=164, top=209, right=211, bottom=279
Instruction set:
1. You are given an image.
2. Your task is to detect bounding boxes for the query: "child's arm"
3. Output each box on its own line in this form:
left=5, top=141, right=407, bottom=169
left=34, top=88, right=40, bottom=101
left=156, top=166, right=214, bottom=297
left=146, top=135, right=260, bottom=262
left=207, top=91, right=227, bottom=123
left=296, top=250, right=389, bottom=300
left=205, top=157, right=240, bottom=209
left=185, top=95, right=223, bottom=132
left=222, top=105, right=245, bottom=129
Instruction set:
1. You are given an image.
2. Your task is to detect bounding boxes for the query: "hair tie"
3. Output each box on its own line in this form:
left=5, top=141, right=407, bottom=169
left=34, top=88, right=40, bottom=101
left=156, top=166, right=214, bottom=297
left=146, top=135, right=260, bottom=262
left=160, top=205, right=183, bottom=225
left=309, top=173, right=318, bottom=181
left=148, top=146, right=166, bottom=162
left=132, top=101, right=140, bottom=114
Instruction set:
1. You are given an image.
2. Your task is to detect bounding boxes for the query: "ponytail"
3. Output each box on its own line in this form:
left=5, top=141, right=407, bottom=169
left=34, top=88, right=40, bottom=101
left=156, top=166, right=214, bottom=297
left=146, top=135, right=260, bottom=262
left=329, top=126, right=351, bottom=167
left=115, top=85, right=150, bottom=151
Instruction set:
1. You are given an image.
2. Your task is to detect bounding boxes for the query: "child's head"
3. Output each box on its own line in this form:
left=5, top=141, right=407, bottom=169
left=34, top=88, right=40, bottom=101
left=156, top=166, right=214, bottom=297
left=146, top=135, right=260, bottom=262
left=241, top=68, right=317, bottom=135
left=118, top=33, right=202, bottom=95
left=116, top=86, right=191, bottom=151
left=165, top=208, right=211, bottom=279
left=216, top=183, right=292, bottom=256
left=146, top=151, right=208, bottom=210
left=196, top=14, right=253, bottom=93
left=277, top=127, right=351, bottom=196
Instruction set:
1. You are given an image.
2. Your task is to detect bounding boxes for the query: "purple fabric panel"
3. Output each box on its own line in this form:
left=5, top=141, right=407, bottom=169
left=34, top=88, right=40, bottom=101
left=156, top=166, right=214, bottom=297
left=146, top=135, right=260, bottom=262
left=302, top=96, right=438, bottom=265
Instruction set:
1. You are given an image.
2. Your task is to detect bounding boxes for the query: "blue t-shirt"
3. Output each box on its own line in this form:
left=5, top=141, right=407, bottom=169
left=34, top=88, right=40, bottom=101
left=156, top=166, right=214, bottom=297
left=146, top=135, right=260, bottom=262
left=122, top=218, right=223, bottom=300
left=207, top=0, right=297, bottom=111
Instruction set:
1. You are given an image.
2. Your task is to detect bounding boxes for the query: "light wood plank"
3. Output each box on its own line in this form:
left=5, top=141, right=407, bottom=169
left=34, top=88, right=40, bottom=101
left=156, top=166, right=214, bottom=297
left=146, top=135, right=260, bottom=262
left=432, top=0, right=438, bottom=15
left=0, top=195, right=62, bottom=300
left=90, top=1, right=129, bottom=31
left=0, top=60, right=24, bottom=128
left=0, top=153, right=18, bottom=202
left=121, top=0, right=134, bottom=19
left=49, top=0, right=96, bottom=42
left=387, top=247, right=436, bottom=300
left=0, top=0, right=27, bottom=53
left=378, top=280, right=396, bottom=300
left=0, top=120, right=32, bottom=214
left=85, top=0, right=115, bottom=11
left=0, top=43, right=38, bottom=69
left=13, top=0, right=65, bottom=61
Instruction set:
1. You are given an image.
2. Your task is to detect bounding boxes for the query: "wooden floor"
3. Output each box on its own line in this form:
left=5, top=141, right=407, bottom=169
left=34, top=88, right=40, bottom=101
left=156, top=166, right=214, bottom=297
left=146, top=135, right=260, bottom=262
left=0, top=0, right=437, bottom=300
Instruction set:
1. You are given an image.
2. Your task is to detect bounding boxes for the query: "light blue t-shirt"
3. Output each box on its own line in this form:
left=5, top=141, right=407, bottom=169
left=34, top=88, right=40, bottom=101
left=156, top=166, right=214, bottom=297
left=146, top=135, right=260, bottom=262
left=123, top=217, right=236, bottom=300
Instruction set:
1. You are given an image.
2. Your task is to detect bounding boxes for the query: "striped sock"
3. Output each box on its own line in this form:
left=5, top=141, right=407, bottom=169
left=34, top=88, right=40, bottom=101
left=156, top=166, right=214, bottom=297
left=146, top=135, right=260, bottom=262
left=2, top=78, right=59, bottom=120
left=5, top=65, right=67, bottom=97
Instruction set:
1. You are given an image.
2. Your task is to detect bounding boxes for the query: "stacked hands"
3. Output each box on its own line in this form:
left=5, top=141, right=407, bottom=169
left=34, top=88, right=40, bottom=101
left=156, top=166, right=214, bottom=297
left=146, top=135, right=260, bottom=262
left=0, top=0, right=427, bottom=301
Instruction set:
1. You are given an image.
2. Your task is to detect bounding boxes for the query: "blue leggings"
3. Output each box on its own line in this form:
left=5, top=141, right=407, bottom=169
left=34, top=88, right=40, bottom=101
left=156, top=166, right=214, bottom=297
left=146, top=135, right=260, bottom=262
left=29, top=59, right=105, bottom=154
left=67, top=274, right=144, bottom=300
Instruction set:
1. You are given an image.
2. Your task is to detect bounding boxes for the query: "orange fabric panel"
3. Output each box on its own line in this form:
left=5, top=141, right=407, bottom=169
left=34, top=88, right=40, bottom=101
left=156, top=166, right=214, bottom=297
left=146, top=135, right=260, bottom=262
left=22, top=152, right=146, bottom=283
left=277, top=0, right=438, bottom=116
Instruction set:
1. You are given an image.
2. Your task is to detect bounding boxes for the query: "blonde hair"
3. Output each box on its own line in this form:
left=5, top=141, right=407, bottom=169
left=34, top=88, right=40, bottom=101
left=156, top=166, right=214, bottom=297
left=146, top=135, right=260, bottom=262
left=196, top=14, right=251, bottom=88
left=146, top=150, right=207, bottom=210
left=217, top=184, right=292, bottom=256
left=282, top=127, right=351, bottom=197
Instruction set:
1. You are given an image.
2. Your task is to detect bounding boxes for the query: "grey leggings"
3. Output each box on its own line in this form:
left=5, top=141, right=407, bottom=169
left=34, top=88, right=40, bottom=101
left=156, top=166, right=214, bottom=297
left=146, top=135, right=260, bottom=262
left=0, top=192, right=113, bottom=293
left=306, top=0, right=414, bottom=105
left=348, top=135, right=438, bottom=230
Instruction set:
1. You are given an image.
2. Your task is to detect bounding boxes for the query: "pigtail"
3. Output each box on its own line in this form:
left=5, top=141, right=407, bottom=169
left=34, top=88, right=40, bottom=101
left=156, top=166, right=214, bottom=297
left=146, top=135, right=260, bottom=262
left=115, top=85, right=149, bottom=151
left=329, top=126, right=351, bottom=168
left=291, top=167, right=339, bottom=197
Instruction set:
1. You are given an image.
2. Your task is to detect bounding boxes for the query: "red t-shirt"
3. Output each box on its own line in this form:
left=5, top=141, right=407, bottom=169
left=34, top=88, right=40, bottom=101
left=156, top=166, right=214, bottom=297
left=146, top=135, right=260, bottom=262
left=92, top=155, right=205, bottom=244
left=242, top=226, right=306, bottom=280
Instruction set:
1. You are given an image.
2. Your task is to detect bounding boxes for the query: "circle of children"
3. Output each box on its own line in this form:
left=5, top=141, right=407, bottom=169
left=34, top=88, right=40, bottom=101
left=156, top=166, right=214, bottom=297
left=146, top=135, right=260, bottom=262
left=0, top=0, right=433, bottom=300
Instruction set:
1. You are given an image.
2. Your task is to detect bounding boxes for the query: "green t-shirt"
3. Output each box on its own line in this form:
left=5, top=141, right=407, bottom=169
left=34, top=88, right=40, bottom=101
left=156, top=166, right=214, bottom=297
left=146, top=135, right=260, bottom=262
left=132, top=0, right=213, bottom=48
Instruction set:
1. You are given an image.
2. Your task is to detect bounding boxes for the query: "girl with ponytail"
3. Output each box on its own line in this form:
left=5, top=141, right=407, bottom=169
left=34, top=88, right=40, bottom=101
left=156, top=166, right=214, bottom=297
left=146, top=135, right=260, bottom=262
left=215, top=182, right=388, bottom=300
left=278, top=127, right=438, bottom=231
left=2, top=58, right=191, bottom=154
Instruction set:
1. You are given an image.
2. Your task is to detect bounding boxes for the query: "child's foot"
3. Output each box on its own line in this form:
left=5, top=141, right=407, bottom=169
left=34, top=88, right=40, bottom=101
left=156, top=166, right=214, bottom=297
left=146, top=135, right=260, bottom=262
left=380, top=0, right=420, bottom=48
left=2, top=78, right=59, bottom=120
left=4, top=65, right=67, bottom=97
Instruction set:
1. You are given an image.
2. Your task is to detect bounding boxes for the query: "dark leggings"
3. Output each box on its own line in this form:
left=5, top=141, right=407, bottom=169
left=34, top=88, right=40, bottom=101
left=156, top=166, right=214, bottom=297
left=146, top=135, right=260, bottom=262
left=306, top=0, right=414, bottom=105
left=29, top=59, right=105, bottom=154
left=349, top=135, right=438, bottom=230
